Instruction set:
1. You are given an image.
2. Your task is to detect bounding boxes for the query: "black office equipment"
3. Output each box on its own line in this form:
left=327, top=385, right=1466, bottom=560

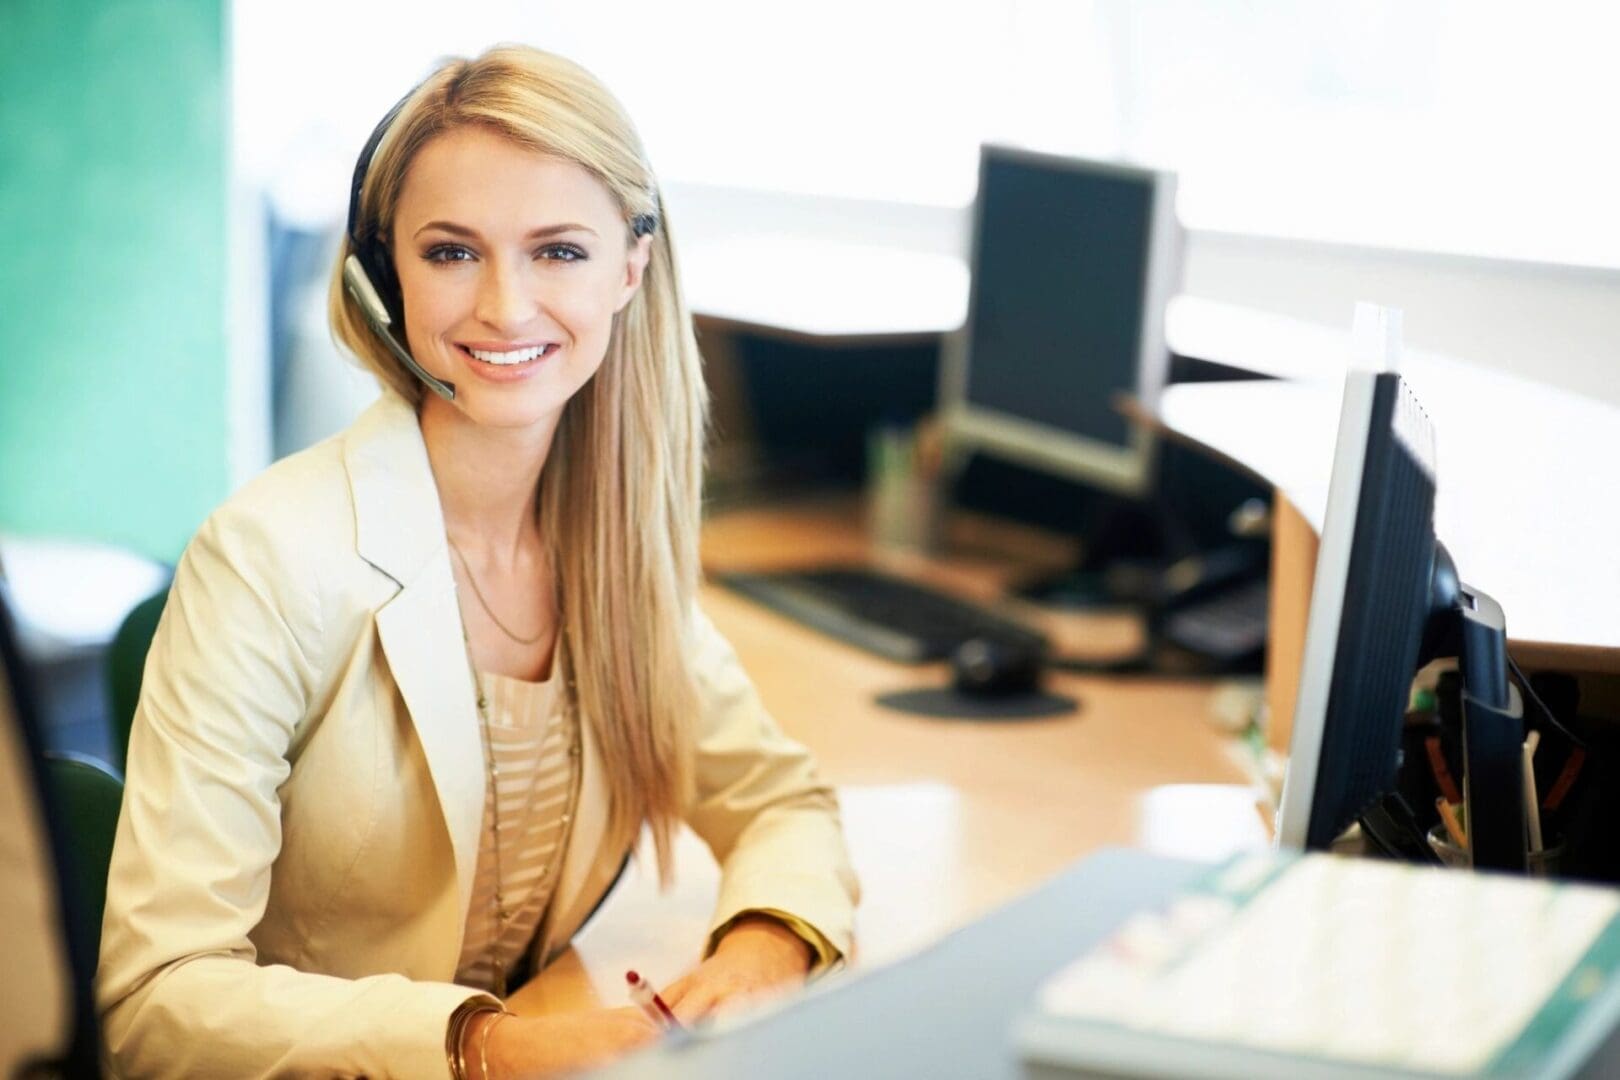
left=937, top=144, right=1269, bottom=671
left=942, top=146, right=1183, bottom=608
left=717, top=566, right=1047, bottom=664
left=1156, top=575, right=1269, bottom=668
left=720, top=147, right=1265, bottom=678
left=1275, top=355, right=1527, bottom=872
left=879, top=634, right=1078, bottom=720
left=949, top=636, right=1044, bottom=698
left=943, top=146, right=1180, bottom=501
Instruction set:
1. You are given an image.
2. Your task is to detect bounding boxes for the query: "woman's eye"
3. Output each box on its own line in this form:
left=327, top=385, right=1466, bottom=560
left=538, top=243, right=587, bottom=263
left=423, top=244, right=475, bottom=263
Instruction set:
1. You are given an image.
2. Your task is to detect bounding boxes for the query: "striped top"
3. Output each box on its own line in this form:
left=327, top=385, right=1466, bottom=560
left=454, top=669, right=580, bottom=993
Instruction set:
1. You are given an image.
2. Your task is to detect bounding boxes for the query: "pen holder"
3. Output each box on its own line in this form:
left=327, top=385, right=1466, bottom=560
left=866, top=423, right=943, bottom=553
left=1426, top=824, right=1564, bottom=877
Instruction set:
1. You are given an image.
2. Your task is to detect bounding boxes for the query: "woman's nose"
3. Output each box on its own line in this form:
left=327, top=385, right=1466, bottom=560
left=474, top=259, right=538, bottom=334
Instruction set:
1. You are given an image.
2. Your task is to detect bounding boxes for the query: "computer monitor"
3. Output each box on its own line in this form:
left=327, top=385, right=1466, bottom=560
left=1275, top=360, right=1528, bottom=871
left=940, top=145, right=1183, bottom=498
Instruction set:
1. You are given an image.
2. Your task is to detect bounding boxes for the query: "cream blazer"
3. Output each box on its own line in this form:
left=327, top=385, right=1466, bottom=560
left=96, top=393, right=858, bottom=1079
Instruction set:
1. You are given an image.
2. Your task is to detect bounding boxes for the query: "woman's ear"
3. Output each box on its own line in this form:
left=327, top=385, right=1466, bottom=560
left=616, top=233, right=655, bottom=312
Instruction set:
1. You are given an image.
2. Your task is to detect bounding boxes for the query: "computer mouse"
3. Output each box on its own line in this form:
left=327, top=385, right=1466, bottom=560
left=950, top=636, right=1044, bottom=698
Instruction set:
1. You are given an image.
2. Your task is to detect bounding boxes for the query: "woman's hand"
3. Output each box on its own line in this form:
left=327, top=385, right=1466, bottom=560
left=660, top=914, right=813, bottom=1025
left=471, top=1006, right=661, bottom=1079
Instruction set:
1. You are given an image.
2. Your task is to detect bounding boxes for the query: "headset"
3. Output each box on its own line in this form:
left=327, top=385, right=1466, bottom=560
left=342, top=83, right=663, bottom=405
left=343, top=89, right=459, bottom=400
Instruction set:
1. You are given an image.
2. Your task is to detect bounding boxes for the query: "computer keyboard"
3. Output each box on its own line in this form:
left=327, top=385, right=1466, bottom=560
left=1027, top=851, right=1620, bottom=1077
left=1158, top=576, right=1269, bottom=664
left=717, top=566, right=1047, bottom=663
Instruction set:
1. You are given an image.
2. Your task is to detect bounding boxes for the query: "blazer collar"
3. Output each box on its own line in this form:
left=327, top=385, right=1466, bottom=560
left=342, top=392, right=446, bottom=589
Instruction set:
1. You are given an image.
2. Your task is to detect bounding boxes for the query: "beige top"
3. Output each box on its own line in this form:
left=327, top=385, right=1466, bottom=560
left=454, top=671, right=578, bottom=993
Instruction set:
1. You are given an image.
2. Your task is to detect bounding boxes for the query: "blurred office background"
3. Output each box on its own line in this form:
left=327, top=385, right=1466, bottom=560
left=2, top=0, right=1618, bottom=756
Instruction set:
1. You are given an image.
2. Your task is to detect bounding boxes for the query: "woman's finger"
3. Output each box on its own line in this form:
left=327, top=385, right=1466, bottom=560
left=671, top=981, right=721, bottom=1024
left=659, top=973, right=695, bottom=1008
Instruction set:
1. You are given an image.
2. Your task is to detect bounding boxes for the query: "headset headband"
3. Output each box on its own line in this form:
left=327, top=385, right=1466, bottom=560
left=347, top=90, right=415, bottom=251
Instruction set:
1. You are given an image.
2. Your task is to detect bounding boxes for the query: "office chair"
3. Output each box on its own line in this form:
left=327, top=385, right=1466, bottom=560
left=42, top=751, right=124, bottom=963
left=105, top=587, right=168, bottom=771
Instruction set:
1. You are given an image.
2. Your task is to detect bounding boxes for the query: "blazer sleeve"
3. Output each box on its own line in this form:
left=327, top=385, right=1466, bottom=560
left=95, top=507, right=492, bottom=1079
left=683, top=606, right=860, bottom=963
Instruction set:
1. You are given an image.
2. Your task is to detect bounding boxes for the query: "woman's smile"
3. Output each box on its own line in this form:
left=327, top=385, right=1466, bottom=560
left=457, top=341, right=563, bottom=381
left=462, top=342, right=560, bottom=365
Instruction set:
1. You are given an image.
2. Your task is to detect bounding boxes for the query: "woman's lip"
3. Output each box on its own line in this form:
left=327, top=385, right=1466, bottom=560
left=455, top=344, right=552, bottom=382
left=457, top=340, right=556, bottom=352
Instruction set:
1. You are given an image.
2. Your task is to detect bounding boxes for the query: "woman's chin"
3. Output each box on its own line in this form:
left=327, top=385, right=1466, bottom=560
left=455, top=392, right=570, bottom=435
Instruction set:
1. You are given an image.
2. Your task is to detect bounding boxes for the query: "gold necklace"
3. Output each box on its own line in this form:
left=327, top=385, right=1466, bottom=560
left=460, top=626, right=582, bottom=999
left=449, top=539, right=546, bottom=645
left=461, top=645, right=512, bottom=998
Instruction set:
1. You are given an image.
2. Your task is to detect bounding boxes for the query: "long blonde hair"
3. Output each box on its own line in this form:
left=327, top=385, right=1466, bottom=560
left=328, top=45, right=707, bottom=882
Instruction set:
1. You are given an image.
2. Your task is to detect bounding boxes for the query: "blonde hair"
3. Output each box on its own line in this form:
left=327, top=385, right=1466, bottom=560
left=329, top=45, right=707, bottom=882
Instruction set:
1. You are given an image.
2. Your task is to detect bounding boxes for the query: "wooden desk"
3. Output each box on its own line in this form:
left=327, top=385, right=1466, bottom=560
left=509, top=501, right=1267, bottom=1018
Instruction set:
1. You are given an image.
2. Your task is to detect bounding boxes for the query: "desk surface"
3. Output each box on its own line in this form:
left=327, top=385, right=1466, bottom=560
left=1155, top=351, right=1620, bottom=667
left=508, top=501, right=1267, bottom=1018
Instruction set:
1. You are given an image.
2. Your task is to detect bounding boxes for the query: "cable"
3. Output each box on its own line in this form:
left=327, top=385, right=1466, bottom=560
left=1508, top=652, right=1589, bottom=750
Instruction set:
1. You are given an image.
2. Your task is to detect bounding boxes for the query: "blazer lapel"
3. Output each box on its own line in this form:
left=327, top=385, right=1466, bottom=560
left=343, top=393, right=484, bottom=925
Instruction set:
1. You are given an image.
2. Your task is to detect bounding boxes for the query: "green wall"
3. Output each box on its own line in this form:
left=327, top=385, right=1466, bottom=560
left=0, top=0, right=229, bottom=564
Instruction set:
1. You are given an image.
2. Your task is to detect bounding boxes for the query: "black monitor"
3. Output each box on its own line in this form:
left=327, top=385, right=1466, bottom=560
left=940, top=145, right=1182, bottom=498
left=1275, top=360, right=1528, bottom=871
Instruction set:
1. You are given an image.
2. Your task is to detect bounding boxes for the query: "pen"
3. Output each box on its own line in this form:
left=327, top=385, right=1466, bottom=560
left=626, top=970, right=682, bottom=1030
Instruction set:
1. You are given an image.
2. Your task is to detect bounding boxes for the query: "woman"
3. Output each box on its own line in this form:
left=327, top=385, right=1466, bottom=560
left=97, top=45, right=858, bottom=1079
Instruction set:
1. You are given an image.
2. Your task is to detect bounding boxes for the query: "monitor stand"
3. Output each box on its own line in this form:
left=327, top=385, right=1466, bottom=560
left=1419, top=543, right=1528, bottom=873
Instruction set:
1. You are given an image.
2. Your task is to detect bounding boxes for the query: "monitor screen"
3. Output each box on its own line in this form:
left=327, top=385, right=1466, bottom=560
left=944, top=146, right=1180, bottom=496
left=1276, top=368, right=1439, bottom=851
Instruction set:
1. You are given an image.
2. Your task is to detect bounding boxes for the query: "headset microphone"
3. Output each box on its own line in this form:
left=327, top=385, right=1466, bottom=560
left=341, top=255, right=456, bottom=400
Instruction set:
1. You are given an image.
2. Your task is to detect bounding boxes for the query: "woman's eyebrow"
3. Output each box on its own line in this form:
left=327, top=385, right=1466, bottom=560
left=527, top=223, right=599, bottom=240
left=413, top=220, right=599, bottom=240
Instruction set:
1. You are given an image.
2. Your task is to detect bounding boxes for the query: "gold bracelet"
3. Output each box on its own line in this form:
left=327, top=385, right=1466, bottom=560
left=446, top=1001, right=503, bottom=1080
left=479, top=1010, right=511, bottom=1080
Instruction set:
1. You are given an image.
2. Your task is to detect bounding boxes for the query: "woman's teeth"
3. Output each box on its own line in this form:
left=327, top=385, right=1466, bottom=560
left=467, top=345, right=552, bottom=365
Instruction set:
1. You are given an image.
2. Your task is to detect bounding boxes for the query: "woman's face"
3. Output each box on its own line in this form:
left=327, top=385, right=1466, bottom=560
left=390, top=125, right=651, bottom=433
